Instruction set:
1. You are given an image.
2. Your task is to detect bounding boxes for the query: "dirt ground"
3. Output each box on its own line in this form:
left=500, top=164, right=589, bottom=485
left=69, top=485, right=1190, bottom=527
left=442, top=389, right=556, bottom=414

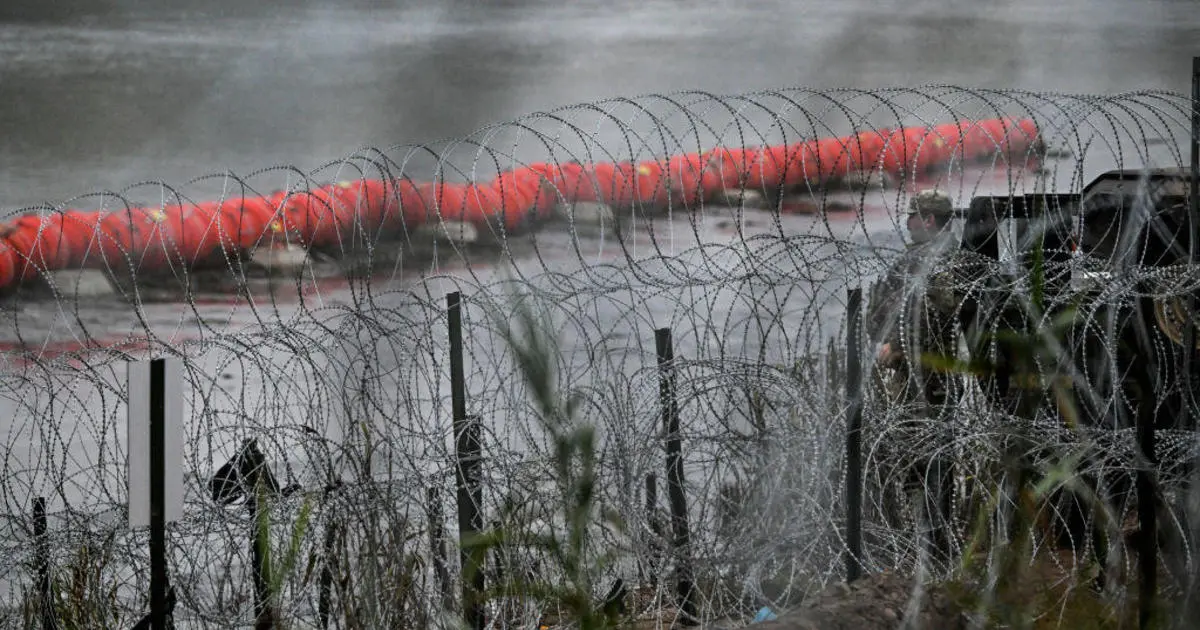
left=621, top=545, right=1185, bottom=630
left=729, top=571, right=963, bottom=630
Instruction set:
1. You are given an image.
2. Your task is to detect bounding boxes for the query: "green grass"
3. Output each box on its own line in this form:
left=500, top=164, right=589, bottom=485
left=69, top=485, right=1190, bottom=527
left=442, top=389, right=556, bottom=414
left=21, top=534, right=125, bottom=630
left=461, top=289, right=631, bottom=630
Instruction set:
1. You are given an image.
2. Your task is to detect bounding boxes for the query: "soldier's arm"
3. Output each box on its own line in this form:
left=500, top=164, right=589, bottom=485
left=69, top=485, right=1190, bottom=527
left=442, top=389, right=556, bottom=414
left=867, top=287, right=914, bottom=374
left=865, top=276, right=896, bottom=345
left=865, top=252, right=917, bottom=343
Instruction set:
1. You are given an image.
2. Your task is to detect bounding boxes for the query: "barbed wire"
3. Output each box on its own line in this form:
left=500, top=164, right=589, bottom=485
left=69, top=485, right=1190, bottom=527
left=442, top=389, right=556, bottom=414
left=0, top=86, right=1197, bottom=628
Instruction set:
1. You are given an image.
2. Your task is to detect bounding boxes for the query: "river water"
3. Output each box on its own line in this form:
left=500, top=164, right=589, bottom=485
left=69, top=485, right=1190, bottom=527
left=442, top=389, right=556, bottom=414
left=0, top=0, right=1197, bottom=601
left=0, top=0, right=1195, bottom=210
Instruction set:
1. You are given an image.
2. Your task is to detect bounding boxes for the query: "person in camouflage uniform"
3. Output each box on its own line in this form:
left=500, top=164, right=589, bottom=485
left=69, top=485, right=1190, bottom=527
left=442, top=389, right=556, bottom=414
left=864, top=189, right=966, bottom=556
left=866, top=189, right=965, bottom=415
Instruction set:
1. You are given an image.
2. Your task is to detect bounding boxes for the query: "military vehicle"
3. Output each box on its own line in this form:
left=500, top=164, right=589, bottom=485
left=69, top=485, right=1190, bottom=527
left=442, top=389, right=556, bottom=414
left=960, top=167, right=1199, bottom=433
left=857, top=164, right=1200, bottom=576
left=947, top=167, right=1200, bottom=581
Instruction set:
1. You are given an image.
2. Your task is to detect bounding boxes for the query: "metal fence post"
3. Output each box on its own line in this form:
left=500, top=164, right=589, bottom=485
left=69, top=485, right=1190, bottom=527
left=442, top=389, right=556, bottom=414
left=455, top=418, right=485, bottom=630
left=34, top=497, right=53, bottom=630
left=149, top=358, right=169, bottom=630
left=656, top=327, right=697, bottom=625
left=845, top=288, right=864, bottom=583
left=448, top=292, right=485, bottom=630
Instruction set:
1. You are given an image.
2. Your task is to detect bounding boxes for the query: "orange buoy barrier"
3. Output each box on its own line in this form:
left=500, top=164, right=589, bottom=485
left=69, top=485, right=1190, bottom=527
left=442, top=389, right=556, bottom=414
left=175, top=201, right=241, bottom=265
left=393, top=179, right=436, bottom=229
left=215, top=197, right=275, bottom=252
left=278, top=184, right=364, bottom=248
left=5, top=214, right=57, bottom=280
left=56, top=210, right=104, bottom=268
left=522, top=163, right=567, bottom=219
left=0, top=236, right=17, bottom=289
left=96, top=207, right=169, bottom=270
left=701, top=146, right=761, bottom=191
left=665, top=153, right=717, bottom=206
left=0, top=116, right=1042, bottom=293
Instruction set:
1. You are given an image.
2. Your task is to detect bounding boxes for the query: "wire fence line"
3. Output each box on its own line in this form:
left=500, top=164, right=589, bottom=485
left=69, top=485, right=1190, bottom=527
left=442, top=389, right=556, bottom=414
left=0, top=86, right=1196, bottom=628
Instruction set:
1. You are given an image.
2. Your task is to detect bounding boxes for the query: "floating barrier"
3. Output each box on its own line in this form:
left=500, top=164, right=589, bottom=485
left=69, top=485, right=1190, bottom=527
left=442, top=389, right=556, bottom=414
left=0, top=116, right=1042, bottom=294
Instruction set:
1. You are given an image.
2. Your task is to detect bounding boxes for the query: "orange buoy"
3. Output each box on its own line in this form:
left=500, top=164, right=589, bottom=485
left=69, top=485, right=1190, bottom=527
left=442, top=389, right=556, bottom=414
left=58, top=210, right=104, bottom=268
left=0, top=236, right=17, bottom=290
left=0, top=116, right=1042, bottom=294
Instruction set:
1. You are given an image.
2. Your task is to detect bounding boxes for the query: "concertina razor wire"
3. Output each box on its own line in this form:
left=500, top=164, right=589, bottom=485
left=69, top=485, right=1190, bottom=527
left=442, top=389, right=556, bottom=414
left=0, top=86, right=1196, bottom=627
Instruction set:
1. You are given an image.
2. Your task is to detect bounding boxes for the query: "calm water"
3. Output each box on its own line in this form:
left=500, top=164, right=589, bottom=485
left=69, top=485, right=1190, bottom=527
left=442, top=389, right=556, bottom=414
left=0, top=0, right=1195, bottom=211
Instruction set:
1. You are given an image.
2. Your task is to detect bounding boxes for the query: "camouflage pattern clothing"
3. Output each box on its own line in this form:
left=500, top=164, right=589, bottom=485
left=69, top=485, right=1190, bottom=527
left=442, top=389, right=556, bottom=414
left=863, top=191, right=971, bottom=554
left=866, top=237, right=967, bottom=411
left=866, top=191, right=968, bottom=413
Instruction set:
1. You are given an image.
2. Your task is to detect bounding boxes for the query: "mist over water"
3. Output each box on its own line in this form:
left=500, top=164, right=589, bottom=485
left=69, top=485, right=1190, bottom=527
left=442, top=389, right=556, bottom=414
left=0, top=0, right=1196, bottom=211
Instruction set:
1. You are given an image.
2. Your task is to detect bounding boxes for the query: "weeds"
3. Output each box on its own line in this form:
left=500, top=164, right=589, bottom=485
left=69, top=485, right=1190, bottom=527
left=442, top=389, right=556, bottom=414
left=251, top=480, right=315, bottom=629
left=21, top=533, right=125, bottom=630
left=327, top=498, right=433, bottom=630
left=463, top=290, right=631, bottom=630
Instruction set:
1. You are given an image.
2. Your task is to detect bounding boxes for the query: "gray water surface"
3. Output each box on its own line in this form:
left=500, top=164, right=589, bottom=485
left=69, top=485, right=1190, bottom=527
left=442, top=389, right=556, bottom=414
left=0, top=0, right=1195, bottom=211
